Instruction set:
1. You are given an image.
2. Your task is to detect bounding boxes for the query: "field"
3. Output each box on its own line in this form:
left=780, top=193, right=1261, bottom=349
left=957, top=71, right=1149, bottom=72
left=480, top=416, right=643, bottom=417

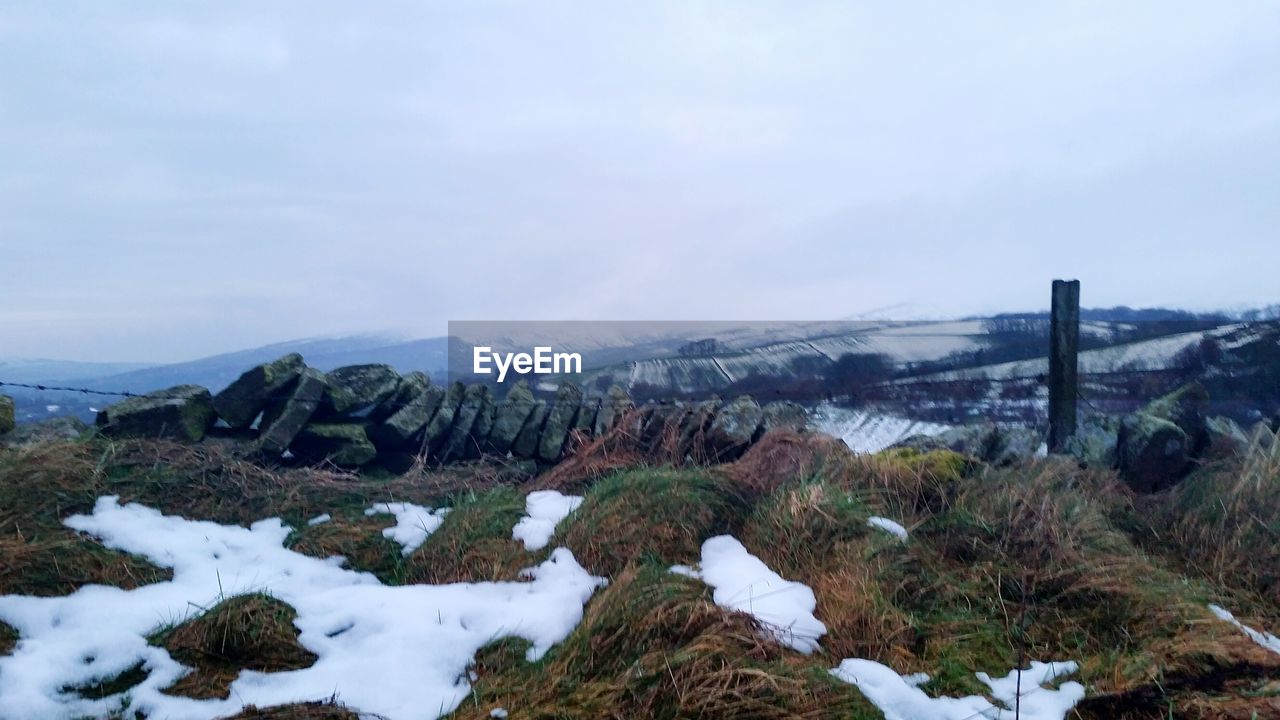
left=0, top=424, right=1277, bottom=719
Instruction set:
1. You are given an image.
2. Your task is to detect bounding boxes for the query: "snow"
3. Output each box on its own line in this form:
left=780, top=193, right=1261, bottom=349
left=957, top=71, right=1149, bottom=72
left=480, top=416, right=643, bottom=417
left=830, top=658, right=1085, bottom=720
left=0, top=496, right=605, bottom=720
left=1208, top=604, right=1280, bottom=656
left=868, top=516, right=909, bottom=540
left=811, top=404, right=952, bottom=454
left=306, top=513, right=331, bottom=526
left=490, top=710, right=509, bottom=718
left=675, top=535, right=827, bottom=654
left=512, top=491, right=584, bottom=551
left=364, top=501, right=449, bottom=556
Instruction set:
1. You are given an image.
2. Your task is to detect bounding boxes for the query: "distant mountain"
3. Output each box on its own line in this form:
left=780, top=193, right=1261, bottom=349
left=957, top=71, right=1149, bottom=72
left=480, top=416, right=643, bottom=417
left=0, top=358, right=156, bottom=384
left=62, top=335, right=450, bottom=395
left=3, top=335, right=449, bottom=424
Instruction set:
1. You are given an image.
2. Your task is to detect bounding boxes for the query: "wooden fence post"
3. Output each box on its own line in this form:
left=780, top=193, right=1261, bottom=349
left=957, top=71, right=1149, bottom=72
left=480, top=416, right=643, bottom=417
left=1048, top=279, right=1080, bottom=452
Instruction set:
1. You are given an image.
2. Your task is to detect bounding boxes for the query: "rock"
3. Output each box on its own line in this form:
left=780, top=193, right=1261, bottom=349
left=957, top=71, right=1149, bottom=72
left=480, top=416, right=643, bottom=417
left=989, top=426, right=1043, bottom=466
left=705, top=395, right=763, bottom=460
left=759, top=401, right=808, bottom=434
left=320, top=365, right=400, bottom=417
left=511, top=400, right=549, bottom=459
left=440, top=384, right=491, bottom=463
left=1144, top=382, right=1209, bottom=453
left=96, top=385, right=216, bottom=441
left=290, top=423, right=377, bottom=467
left=259, top=368, right=327, bottom=455
left=469, top=394, right=497, bottom=459
left=487, top=381, right=537, bottom=456
left=890, top=434, right=950, bottom=453
left=1204, top=415, right=1250, bottom=458
left=593, top=385, right=634, bottom=436
left=573, top=398, right=600, bottom=436
left=0, top=416, right=88, bottom=446
left=371, top=372, right=430, bottom=424
left=677, top=397, right=720, bottom=456
left=212, top=353, right=305, bottom=430
left=1064, top=415, right=1120, bottom=468
left=369, top=381, right=443, bottom=450
left=0, top=395, right=13, bottom=436
left=1116, top=413, right=1190, bottom=493
left=921, top=423, right=1001, bottom=460
left=641, top=402, right=688, bottom=450
left=890, top=423, right=1040, bottom=466
left=422, top=381, right=466, bottom=455
left=538, top=382, right=584, bottom=462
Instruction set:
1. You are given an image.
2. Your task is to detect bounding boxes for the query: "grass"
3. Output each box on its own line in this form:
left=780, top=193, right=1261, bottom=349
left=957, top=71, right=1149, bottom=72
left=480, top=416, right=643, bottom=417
left=404, top=486, right=536, bottom=584
left=150, top=592, right=318, bottom=700
left=453, top=565, right=881, bottom=720
left=3, top=430, right=1279, bottom=718
left=1139, top=431, right=1280, bottom=607
left=558, top=468, right=747, bottom=577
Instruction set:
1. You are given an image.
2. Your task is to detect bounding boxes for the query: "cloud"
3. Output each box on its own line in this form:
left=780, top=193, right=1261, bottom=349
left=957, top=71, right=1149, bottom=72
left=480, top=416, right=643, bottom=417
left=1, top=1, right=1277, bottom=361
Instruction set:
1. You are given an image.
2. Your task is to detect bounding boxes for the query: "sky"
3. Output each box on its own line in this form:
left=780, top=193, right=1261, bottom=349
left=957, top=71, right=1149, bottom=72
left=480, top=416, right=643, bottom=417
left=1, top=1, right=1278, bottom=363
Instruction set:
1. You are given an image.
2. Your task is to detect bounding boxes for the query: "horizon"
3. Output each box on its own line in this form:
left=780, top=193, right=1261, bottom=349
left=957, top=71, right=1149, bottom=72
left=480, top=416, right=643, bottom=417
left=4, top=300, right=1274, bottom=367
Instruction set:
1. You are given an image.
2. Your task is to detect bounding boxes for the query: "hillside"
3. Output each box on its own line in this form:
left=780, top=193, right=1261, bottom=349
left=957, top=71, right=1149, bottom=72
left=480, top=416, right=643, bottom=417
left=0, top=422, right=1277, bottom=719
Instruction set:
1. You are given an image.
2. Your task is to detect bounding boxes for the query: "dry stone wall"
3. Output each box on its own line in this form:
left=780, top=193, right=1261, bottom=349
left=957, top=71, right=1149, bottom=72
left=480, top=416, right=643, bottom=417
left=91, top=354, right=807, bottom=469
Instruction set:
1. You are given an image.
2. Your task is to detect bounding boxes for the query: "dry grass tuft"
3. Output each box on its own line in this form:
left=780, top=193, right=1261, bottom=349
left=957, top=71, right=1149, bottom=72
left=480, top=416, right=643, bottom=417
left=0, top=620, right=17, bottom=656
left=152, top=593, right=317, bottom=700
left=558, top=468, right=747, bottom=577
left=222, top=698, right=362, bottom=719
left=536, top=409, right=652, bottom=493
left=404, top=487, right=535, bottom=584
left=453, top=566, right=877, bottom=720
left=1143, top=433, right=1280, bottom=606
left=286, top=514, right=405, bottom=583
left=727, top=430, right=858, bottom=501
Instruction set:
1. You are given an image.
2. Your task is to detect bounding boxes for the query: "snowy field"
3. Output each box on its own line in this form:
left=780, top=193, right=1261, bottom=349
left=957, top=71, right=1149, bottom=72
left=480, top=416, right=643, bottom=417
left=2, top=492, right=1275, bottom=719
left=810, top=404, right=952, bottom=453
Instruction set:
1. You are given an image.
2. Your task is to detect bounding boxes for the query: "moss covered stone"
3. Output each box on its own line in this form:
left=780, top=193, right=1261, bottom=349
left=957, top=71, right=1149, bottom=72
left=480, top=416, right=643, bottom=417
left=0, top=395, right=14, bottom=436
left=289, top=423, right=377, bottom=467
left=212, top=353, right=305, bottom=430
left=95, top=385, right=215, bottom=441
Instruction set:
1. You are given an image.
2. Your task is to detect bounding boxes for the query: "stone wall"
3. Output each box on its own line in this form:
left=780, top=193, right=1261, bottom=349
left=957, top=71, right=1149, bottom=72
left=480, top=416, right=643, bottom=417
left=91, top=354, right=808, bottom=469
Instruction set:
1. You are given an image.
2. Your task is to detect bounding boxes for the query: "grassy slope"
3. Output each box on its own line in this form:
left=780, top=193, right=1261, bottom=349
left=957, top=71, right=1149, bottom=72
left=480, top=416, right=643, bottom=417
left=0, top=431, right=1277, bottom=719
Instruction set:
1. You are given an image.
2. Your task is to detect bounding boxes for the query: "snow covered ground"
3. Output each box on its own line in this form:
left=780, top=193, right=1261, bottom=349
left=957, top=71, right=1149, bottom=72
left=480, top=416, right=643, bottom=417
left=671, top=535, right=827, bottom=654
left=672, top=534, right=1084, bottom=720
left=0, top=497, right=605, bottom=720
left=831, top=658, right=1085, bottom=720
left=512, top=491, right=584, bottom=551
left=1209, top=604, right=1280, bottom=656
left=365, top=501, right=450, bottom=556
left=810, top=404, right=952, bottom=453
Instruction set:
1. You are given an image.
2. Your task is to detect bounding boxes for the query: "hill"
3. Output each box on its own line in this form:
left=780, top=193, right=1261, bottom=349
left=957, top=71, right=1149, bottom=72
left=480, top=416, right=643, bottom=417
left=0, top=424, right=1277, bottom=718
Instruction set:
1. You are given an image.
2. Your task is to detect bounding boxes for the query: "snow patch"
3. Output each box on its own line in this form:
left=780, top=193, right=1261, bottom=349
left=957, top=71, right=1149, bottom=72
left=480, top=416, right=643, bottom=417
left=830, top=658, right=1084, bottom=720
left=364, top=502, right=449, bottom=556
left=306, top=513, right=331, bottom=526
left=1208, top=604, right=1280, bottom=656
left=868, top=516, right=909, bottom=540
left=0, top=497, right=604, bottom=720
left=512, top=491, right=584, bottom=551
left=679, top=535, right=826, bottom=654
left=811, top=404, right=951, bottom=454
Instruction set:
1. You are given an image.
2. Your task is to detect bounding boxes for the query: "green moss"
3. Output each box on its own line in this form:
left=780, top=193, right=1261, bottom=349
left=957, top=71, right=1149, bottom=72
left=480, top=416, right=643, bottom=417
left=405, top=486, right=532, bottom=584
left=741, top=481, right=872, bottom=576
left=558, top=468, right=747, bottom=576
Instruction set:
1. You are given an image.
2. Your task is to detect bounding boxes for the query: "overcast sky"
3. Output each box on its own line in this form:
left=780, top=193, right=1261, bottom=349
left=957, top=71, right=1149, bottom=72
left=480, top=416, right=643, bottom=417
left=2, top=2, right=1278, bottom=362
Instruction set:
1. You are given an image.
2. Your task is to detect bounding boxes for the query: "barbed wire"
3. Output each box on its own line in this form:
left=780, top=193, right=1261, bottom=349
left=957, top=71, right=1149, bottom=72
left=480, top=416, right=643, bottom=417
left=0, top=363, right=1202, bottom=420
